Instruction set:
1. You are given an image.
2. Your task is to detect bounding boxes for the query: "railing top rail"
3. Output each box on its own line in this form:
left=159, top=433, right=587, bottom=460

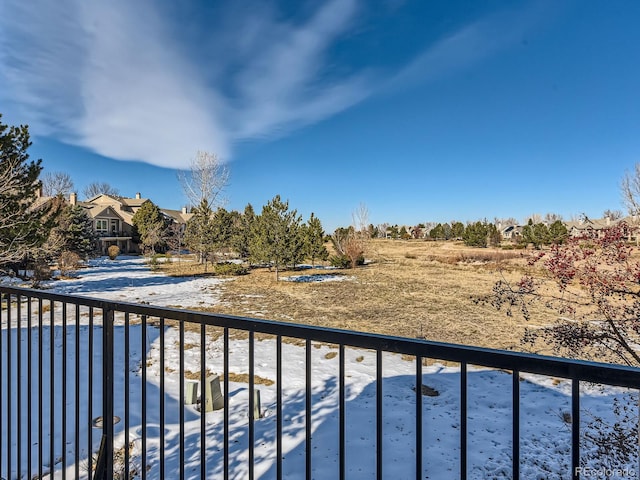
left=2, top=285, right=639, bottom=389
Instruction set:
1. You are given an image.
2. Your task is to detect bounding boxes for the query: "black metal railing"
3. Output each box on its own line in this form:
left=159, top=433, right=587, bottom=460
left=0, top=285, right=639, bottom=480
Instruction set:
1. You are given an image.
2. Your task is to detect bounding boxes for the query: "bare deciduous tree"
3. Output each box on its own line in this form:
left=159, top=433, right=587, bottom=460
left=165, top=223, right=186, bottom=261
left=141, top=222, right=167, bottom=255
left=621, top=163, right=640, bottom=217
left=543, top=212, right=563, bottom=224
left=603, top=209, right=623, bottom=220
left=42, top=171, right=74, bottom=197
left=82, top=182, right=120, bottom=199
left=526, top=213, right=543, bottom=224
left=494, top=217, right=518, bottom=228
left=178, top=151, right=229, bottom=209
left=331, top=203, right=372, bottom=268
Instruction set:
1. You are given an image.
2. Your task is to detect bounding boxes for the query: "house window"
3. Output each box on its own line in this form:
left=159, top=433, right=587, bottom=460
left=96, top=219, right=108, bottom=231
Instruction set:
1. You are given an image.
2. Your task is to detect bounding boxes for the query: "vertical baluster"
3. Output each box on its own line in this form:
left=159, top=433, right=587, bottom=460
left=124, top=312, right=130, bottom=480
left=339, top=344, right=345, bottom=480
left=102, top=306, right=115, bottom=480
left=50, top=301, right=55, bottom=477
left=572, top=379, right=580, bottom=480
left=512, top=369, right=520, bottom=480
left=28, top=297, right=33, bottom=480
left=88, top=306, right=94, bottom=476
left=200, top=318, right=206, bottom=480
left=141, top=314, right=147, bottom=480
left=376, top=349, right=382, bottom=480
left=179, top=320, right=184, bottom=480
left=61, top=302, right=67, bottom=480
left=7, top=293, right=12, bottom=480
left=224, top=327, right=230, bottom=480
left=38, top=298, right=43, bottom=479
left=17, top=295, right=23, bottom=480
left=74, top=304, right=80, bottom=480
left=460, top=362, right=468, bottom=480
left=305, top=339, right=311, bottom=480
left=276, top=335, right=282, bottom=480
left=159, top=317, right=165, bottom=480
left=416, top=355, right=422, bottom=480
left=16, top=295, right=22, bottom=480
left=249, top=331, right=255, bottom=480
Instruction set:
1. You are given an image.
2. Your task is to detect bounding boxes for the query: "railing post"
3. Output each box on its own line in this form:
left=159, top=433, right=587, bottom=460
left=95, top=305, right=115, bottom=480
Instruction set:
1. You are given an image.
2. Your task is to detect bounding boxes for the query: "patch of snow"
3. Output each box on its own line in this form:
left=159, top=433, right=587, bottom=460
left=45, top=256, right=228, bottom=309
left=282, top=274, right=354, bottom=283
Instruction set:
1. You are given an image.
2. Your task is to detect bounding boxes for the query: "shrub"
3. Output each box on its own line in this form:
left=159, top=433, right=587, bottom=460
left=148, top=254, right=159, bottom=270
left=214, top=262, right=248, bottom=276
left=32, top=259, right=52, bottom=282
left=59, top=251, right=81, bottom=276
left=329, top=254, right=364, bottom=268
left=107, top=245, right=120, bottom=260
left=329, top=254, right=351, bottom=268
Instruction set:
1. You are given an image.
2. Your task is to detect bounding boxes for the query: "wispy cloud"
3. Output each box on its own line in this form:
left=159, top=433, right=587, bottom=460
left=0, top=1, right=543, bottom=169
left=387, top=6, right=547, bottom=91
left=0, top=0, right=370, bottom=168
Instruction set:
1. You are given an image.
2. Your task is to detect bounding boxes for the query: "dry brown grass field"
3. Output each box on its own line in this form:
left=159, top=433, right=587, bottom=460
left=160, top=239, right=562, bottom=354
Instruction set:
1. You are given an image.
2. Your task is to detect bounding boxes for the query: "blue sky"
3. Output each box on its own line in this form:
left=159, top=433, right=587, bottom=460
left=1, top=1, right=639, bottom=231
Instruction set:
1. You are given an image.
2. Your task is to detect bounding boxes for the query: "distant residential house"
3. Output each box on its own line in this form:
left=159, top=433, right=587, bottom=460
left=565, top=216, right=616, bottom=238
left=160, top=207, right=193, bottom=227
left=68, top=192, right=192, bottom=254
left=501, top=225, right=523, bottom=241
left=565, top=216, right=639, bottom=242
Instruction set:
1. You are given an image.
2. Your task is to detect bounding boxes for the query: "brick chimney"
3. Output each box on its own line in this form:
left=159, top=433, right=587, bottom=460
left=70, top=192, right=77, bottom=206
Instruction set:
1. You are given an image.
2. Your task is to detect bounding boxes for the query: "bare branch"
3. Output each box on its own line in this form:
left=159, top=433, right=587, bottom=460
left=621, top=163, right=640, bottom=217
left=82, top=182, right=120, bottom=199
left=178, top=151, right=229, bottom=209
left=42, top=171, right=74, bottom=197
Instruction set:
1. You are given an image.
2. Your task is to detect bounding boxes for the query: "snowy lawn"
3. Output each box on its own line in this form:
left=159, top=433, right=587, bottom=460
left=0, top=256, right=637, bottom=479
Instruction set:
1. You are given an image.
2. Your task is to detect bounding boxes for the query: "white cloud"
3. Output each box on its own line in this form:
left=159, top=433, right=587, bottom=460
left=0, top=0, right=370, bottom=168
left=0, top=1, right=542, bottom=169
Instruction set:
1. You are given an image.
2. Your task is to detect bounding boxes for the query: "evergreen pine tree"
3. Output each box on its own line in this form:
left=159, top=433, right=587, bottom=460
left=463, top=221, right=490, bottom=247
left=55, top=204, right=97, bottom=258
left=249, top=195, right=303, bottom=281
left=451, top=221, right=465, bottom=239
left=522, top=220, right=550, bottom=249
left=132, top=200, right=167, bottom=253
left=184, top=199, right=216, bottom=269
left=0, top=114, right=58, bottom=274
left=548, top=220, right=568, bottom=244
left=430, top=223, right=445, bottom=240
left=305, top=213, right=329, bottom=267
left=209, top=207, right=235, bottom=262
left=232, top=204, right=255, bottom=260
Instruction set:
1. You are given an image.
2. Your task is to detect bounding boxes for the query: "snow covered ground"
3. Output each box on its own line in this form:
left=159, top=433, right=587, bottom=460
left=1, top=256, right=638, bottom=479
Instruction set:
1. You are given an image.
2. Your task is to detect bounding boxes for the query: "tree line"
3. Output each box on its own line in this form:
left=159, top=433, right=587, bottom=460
left=375, top=219, right=569, bottom=248
left=134, top=195, right=329, bottom=281
left=1, top=117, right=334, bottom=283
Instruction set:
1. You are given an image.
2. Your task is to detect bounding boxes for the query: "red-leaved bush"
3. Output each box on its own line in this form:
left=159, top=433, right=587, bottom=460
left=487, top=222, right=640, bottom=366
